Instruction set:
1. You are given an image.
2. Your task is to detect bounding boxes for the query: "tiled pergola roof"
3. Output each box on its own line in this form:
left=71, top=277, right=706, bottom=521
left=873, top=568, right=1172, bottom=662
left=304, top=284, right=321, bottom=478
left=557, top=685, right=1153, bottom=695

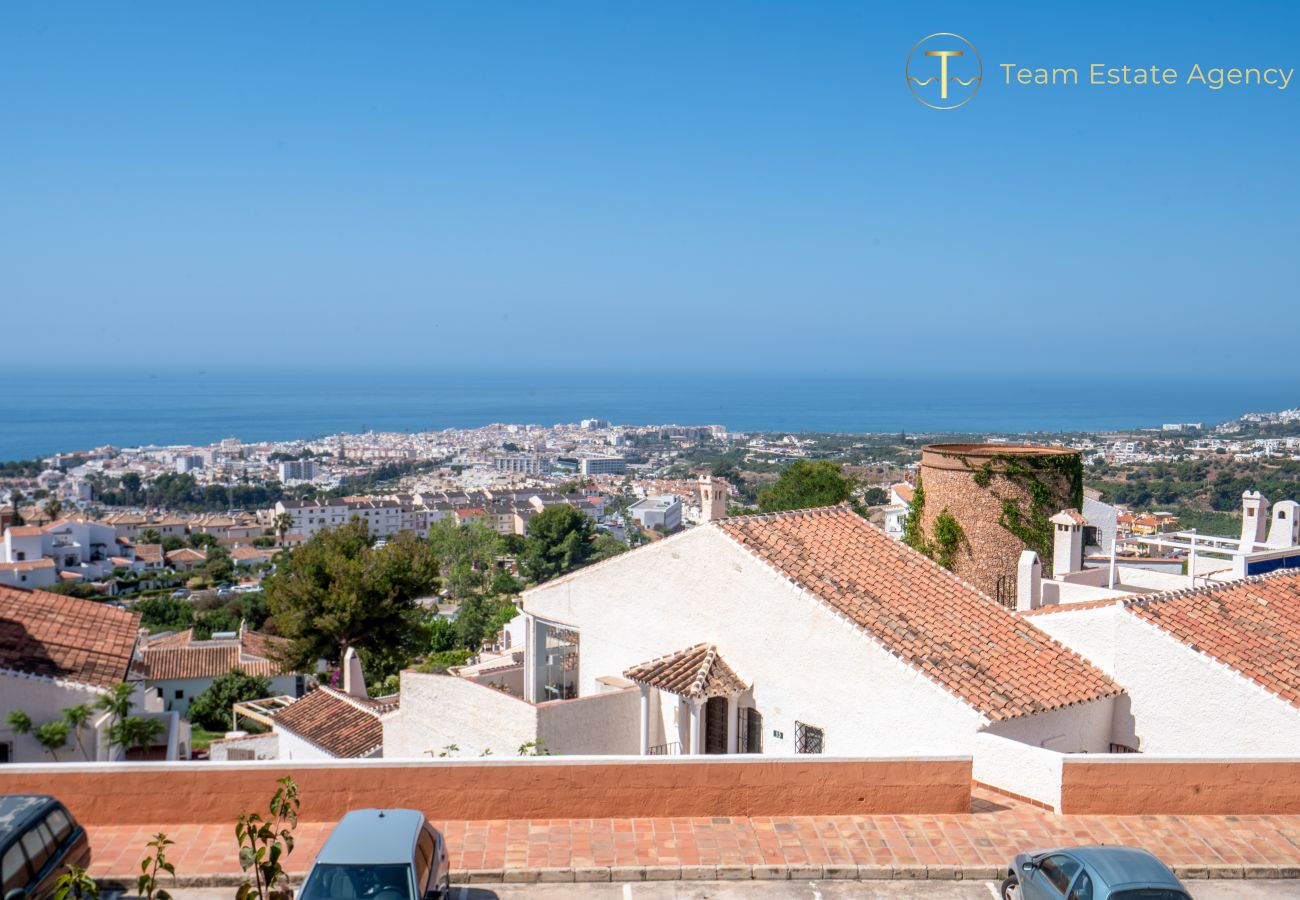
left=624, top=643, right=748, bottom=698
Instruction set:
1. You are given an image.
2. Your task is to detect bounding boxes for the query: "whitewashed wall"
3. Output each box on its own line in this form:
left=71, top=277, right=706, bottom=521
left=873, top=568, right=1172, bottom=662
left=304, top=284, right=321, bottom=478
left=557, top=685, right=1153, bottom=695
left=384, top=670, right=538, bottom=759
left=1032, top=605, right=1300, bottom=754
left=523, top=528, right=991, bottom=756
left=0, top=674, right=109, bottom=763
left=972, top=732, right=1063, bottom=810
left=537, top=687, right=640, bottom=755
left=984, top=696, right=1116, bottom=754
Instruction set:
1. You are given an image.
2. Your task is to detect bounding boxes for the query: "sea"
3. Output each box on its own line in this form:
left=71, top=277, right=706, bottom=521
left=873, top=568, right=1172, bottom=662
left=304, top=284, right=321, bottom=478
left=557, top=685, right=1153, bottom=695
left=0, top=369, right=1296, bottom=461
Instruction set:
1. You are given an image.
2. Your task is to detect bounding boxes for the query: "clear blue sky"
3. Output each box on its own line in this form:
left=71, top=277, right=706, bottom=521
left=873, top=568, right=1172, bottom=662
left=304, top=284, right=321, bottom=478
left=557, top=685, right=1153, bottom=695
left=2, top=2, right=1296, bottom=375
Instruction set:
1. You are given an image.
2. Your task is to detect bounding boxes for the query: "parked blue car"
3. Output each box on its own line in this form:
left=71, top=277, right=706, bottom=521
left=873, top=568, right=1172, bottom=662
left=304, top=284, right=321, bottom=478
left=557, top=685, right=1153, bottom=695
left=1000, top=845, right=1190, bottom=899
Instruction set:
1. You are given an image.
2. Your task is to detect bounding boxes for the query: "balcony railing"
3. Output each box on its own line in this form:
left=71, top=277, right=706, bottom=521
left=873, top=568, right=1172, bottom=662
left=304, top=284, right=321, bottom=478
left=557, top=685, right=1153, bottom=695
left=647, top=741, right=680, bottom=756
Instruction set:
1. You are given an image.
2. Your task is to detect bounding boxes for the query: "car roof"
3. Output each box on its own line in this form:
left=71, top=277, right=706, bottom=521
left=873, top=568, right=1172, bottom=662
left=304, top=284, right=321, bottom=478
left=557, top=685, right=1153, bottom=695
left=0, top=796, right=58, bottom=843
left=316, top=809, right=426, bottom=864
left=1064, top=846, right=1184, bottom=889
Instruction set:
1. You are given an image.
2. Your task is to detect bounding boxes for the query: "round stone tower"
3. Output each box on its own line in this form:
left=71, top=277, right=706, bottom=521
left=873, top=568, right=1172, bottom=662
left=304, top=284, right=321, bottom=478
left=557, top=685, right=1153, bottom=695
left=909, top=443, right=1083, bottom=602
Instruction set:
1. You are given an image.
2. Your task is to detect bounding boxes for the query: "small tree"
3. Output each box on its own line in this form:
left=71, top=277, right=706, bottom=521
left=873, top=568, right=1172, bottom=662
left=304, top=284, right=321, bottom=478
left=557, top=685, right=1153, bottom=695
left=273, top=512, right=295, bottom=542
left=34, top=721, right=71, bottom=761
left=44, top=497, right=63, bottom=522
left=137, top=833, right=176, bottom=900
left=235, top=777, right=300, bottom=900
left=140, top=528, right=162, bottom=545
left=9, top=489, right=25, bottom=526
left=115, top=717, right=166, bottom=757
left=62, top=703, right=95, bottom=761
left=52, top=865, right=98, bottom=900
left=5, top=710, right=32, bottom=738
left=187, top=669, right=273, bottom=732
left=521, top=505, right=594, bottom=583
left=757, top=460, right=857, bottom=513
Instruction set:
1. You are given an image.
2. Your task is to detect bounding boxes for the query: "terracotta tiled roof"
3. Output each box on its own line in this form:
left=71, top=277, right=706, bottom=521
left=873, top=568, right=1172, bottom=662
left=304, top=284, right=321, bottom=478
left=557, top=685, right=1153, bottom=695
left=0, top=585, right=141, bottom=688
left=165, top=548, right=206, bottom=563
left=270, top=687, right=396, bottom=758
left=141, top=630, right=288, bottom=680
left=715, top=506, right=1123, bottom=722
left=0, top=559, right=56, bottom=572
left=891, top=483, right=915, bottom=504
left=5, top=526, right=42, bottom=537
left=133, top=544, right=163, bottom=562
left=1123, top=571, right=1300, bottom=708
left=624, top=644, right=748, bottom=698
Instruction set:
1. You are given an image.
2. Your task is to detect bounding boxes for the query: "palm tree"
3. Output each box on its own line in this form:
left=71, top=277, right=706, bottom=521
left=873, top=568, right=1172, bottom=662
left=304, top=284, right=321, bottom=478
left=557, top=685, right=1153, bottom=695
left=273, top=512, right=295, bottom=543
left=33, top=721, right=71, bottom=761
left=62, top=703, right=95, bottom=760
left=5, top=710, right=32, bottom=737
left=44, top=497, right=63, bottom=522
left=9, top=489, right=25, bottom=526
left=120, top=717, right=166, bottom=756
left=140, top=528, right=161, bottom=544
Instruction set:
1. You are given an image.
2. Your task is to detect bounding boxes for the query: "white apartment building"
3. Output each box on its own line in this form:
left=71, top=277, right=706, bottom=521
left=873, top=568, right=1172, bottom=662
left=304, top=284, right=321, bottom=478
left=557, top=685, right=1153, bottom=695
left=0, top=519, right=124, bottom=588
left=278, top=460, right=319, bottom=482
left=628, top=495, right=682, bottom=532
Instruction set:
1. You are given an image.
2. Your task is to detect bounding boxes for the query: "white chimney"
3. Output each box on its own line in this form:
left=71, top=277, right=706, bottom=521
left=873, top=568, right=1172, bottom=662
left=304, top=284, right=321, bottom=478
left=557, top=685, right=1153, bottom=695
left=342, top=646, right=368, bottom=698
left=1241, top=491, right=1270, bottom=548
left=1049, top=509, right=1085, bottom=576
left=1267, top=500, right=1300, bottom=549
left=1017, top=550, right=1042, bottom=611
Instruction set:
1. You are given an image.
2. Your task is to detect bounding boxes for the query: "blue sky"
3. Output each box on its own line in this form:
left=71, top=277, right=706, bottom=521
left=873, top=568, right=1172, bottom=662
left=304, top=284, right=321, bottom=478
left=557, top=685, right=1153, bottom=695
left=1, top=2, right=1296, bottom=375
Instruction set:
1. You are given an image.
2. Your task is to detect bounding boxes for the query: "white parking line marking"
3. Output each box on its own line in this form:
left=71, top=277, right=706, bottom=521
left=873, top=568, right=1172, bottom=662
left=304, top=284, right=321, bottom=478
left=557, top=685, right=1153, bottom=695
left=986, top=884, right=1001, bottom=899
left=622, top=883, right=633, bottom=900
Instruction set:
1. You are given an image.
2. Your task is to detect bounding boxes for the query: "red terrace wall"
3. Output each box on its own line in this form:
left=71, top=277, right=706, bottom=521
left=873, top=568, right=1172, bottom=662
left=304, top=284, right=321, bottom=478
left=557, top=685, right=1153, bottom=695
left=1060, top=759, right=1300, bottom=815
left=0, top=757, right=971, bottom=825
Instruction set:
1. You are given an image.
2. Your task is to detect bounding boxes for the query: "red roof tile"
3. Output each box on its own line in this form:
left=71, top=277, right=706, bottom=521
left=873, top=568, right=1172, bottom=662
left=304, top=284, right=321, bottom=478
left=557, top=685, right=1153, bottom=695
left=716, top=506, right=1123, bottom=722
left=271, top=687, right=396, bottom=758
left=624, top=644, right=748, bottom=698
left=1124, top=570, right=1300, bottom=709
left=141, top=630, right=288, bottom=680
left=0, top=585, right=141, bottom=688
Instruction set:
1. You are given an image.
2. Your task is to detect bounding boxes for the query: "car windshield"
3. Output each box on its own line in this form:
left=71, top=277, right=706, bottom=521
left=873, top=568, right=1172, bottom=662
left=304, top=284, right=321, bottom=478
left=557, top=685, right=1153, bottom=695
left=1111, top=891, right=1190, bottom=900
left=300, top=864, right=413, bottom=900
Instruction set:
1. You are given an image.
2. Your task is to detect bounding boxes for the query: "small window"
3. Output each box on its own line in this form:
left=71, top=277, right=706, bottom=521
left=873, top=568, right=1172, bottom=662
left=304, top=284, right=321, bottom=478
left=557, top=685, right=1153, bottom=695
left=3, top=845, right=29, bottom=893
left=0, top=742, right=11, bottom=763
left=794, top=721, right=824, bottom=754
left=44, top=808, right=73, bottom=845
left=737, top=707, right=763, bottom=754
left=21, top=822, right=56, bottom=877
left=1039, top=855, right=1080, bottom=893
left=175, top=689, right=184, bottom=700
left=414, top=827, right=435, bottom=892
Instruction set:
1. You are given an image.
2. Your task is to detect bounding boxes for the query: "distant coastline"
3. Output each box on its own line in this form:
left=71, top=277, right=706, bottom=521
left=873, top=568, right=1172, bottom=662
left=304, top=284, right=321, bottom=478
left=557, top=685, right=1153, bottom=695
left=1, top=370, right=1296, bottom=461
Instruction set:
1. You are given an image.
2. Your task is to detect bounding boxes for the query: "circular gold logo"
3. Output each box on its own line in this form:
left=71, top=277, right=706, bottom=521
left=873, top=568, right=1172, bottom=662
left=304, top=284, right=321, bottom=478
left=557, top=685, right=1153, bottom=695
left=906, top=33, right=982, bottom=110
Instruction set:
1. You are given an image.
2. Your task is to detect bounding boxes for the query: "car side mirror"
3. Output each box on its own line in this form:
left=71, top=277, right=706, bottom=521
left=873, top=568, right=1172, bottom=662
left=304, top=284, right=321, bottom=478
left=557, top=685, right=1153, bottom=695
left=1021, top=861, right=1036, bottom=872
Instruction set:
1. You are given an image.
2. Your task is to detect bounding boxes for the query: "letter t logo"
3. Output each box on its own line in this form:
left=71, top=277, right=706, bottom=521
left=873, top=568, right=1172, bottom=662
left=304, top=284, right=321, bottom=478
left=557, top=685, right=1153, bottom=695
left=925, top=50, right=964, bottom=100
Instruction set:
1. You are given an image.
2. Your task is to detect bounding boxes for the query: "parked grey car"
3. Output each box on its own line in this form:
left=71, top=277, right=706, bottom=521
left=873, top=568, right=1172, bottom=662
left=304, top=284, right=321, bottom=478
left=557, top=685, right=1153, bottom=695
left=298, top=809, right=450, bottom=900
left=1000, top=845, right=1190, bottom=900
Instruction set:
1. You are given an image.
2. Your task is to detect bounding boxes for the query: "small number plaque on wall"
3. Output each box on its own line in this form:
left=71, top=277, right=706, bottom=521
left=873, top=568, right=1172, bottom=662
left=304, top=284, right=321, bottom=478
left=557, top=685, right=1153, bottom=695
left=772, top=730, right=784, bottom=739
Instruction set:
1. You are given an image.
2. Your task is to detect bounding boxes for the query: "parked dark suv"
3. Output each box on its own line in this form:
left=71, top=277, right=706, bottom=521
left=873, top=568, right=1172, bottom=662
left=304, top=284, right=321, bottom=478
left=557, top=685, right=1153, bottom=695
left=0, top=796, right=91, bottom=900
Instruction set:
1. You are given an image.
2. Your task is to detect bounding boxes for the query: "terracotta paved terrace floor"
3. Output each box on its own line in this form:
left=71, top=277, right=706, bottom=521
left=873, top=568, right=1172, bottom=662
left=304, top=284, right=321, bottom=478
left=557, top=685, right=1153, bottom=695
left=86, top=789, right=1300, bottom=880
